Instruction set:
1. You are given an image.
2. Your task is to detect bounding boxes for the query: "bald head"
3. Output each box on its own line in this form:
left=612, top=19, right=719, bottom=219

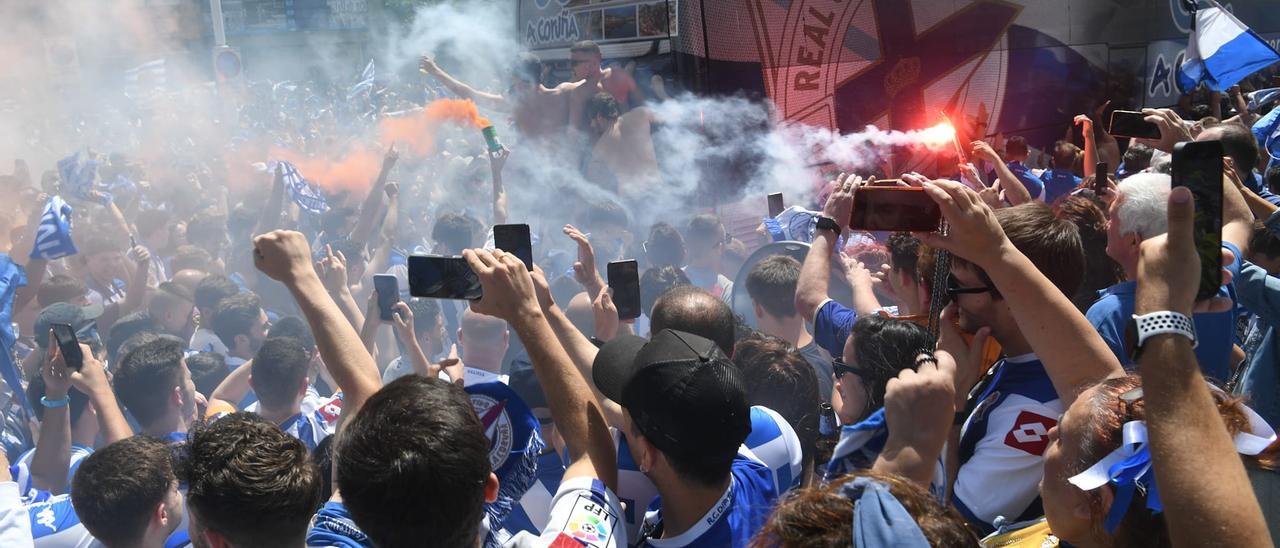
left=459, top=308, right=509, bottom=373
left=170, top=269, right=209, bottom=297
left=650, top=285, right=737, bottom=356
left=564, top=292, right=595, bottom=337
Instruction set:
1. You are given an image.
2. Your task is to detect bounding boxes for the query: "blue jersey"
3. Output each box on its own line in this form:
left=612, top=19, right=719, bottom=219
left=612, top=405, right=800, bottom=546
left=1039, top=169, right=1081, bottom=204
left=1087, top=242, right=1242, bottom=382
left=306, top=502, right=370, bottom=548
left=1005, top=162, right=1045, bottom=201
left=11, top=445, right=93, bottom=496
left=25, top=491, right=93, bottom=547
left=245, top=390, right=343, bottom=450
left=637, top=456, right=778, bottom=547
left=954, top=354, right=1062, bottom=535
left=813, top=299, right=857, bottom=358
left=496, top=451, right=566, bottom=540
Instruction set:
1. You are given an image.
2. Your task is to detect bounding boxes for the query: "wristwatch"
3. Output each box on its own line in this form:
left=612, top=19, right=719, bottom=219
left=815, top=216, right=842, bottom=236
left=1124, top=311, right=1197, bottom=362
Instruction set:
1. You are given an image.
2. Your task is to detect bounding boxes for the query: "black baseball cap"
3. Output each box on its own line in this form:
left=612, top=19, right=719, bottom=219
left=592, top=329, right=750, bottom=463
left=33, top=302, right=103, bottom=349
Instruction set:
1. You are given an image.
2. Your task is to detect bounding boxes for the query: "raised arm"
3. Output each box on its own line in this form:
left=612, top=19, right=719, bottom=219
left=253, top=230, right=381, bottom=426
left=490, top=148, right=509, bottom=226
left=29, top=337, right=73, bottom=494
left=419, top=56, right=508, bottom=111
left=915, top=180, right=1124, bottom=406
left=466, top=249, right=617, bottom=489
left=350, top=147, right=398, bottom=245
left=971, top=141, right=1032, bottom=206
left=315, top=245, right=364, bottom=332
left=1223, top=157, right=1260, bottom=254
left=70, top=348, right=130, bottom=444
left=796, top=174, right=856, bottom=322
left=873, top=350, right=957, bottom=488
left=210, top=359, right=253, bottom=408
left=1076, top=115, right=1097, bottom=179
left=529, top=266, right=625, bottom=427
left=364, top=184, right=399, bottom=281
left=1134, top=186, right=1271, bottom=547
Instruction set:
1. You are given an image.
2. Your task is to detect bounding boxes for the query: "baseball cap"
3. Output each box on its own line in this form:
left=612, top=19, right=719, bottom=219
left=33, top=302, right=103, bottom=349
left=592, top=329, right=750, bottom=463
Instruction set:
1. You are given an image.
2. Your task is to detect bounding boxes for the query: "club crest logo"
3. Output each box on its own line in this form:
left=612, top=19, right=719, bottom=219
left=472, top=394, right=514, bottom=470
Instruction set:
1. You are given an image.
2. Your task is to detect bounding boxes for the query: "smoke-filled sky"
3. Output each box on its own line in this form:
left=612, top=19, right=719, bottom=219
left=0, top=0, right=962, bottom=238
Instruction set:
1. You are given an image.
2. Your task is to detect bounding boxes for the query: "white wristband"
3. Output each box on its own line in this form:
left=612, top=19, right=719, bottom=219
left=1132, top=311, right=1197, bottom=349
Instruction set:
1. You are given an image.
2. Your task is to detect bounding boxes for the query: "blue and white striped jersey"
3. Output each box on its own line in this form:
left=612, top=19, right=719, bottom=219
left=25, top=491, right=93, bottom=548
left=11, top=445, right=93, bottom=496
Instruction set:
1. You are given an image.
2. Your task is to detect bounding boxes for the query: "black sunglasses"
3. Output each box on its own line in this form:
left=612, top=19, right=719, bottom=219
left=832, top=358, right=870, bottom=380
left=946, top=275, right=996, bottom=299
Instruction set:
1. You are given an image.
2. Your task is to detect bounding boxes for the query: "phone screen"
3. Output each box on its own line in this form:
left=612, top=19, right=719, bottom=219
left=373, top=274, right=400, bottom=321
left=494, top=224, right=533, bottom=271
left=608, top=260, right=642, bottom=320
left=1094, top=162, right=1109, bottom=193
left=1172, top=140, right=1224, bottom=300
left=1109, top=110, right=1162, bottom=140
left=850, top=187, right=942, bottom=232
left=767, top=193, right=785, bottom=218
left=51, top=323, right=83, bottom=371
left=407, top=256, right=483, bottom=300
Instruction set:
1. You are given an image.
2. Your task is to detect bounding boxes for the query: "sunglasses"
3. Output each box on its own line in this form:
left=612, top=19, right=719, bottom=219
left=946, top=275, right=996, bottom=299
left=832, top=358, right=870, bottom=381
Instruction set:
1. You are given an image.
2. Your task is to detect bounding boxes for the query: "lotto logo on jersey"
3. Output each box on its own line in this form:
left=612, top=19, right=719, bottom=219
left=1004, top=411, right=1057, bottom=456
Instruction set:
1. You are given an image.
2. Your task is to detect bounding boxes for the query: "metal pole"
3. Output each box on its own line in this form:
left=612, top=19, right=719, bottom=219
left=210, top=0, right=227, bottom=47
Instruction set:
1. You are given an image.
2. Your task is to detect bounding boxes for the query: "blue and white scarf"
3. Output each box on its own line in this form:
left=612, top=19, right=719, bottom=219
left=29, top=196, right=77, bottom=261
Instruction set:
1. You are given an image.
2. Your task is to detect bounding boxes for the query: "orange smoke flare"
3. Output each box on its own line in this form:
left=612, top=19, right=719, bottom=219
left=378, top=98, right=491, bottom=156
left=271, top=147, right=382, bottom=196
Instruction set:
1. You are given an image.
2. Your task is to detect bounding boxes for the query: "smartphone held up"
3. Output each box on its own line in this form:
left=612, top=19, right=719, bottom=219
left=1171, top=140, right=1224, bottom=300
left=850, top=186, right=942, bottom=233
left=607, top=260, right=642, bottom=321
left=51, top=323, right=84, bottom=371
left=374, top=274, right=400, bottom=321
left=407, top=255, right=483, bottom=301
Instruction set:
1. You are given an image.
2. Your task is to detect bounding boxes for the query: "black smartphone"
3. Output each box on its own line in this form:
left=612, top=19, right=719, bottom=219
left=767, top=193, right=785, bottom=218
left=407, top=255, right=483, bottom=300
left=373, top=274, right=400, bottom=321
left=51, top=323, right=83, bottom=371
left=607, top=260, right=642, bottom=320
left=850, top=187, right=942, bottom=232
left=1172, top=140, right=1224, bottom=300
left=1094, top=162, right=1109, bottom=194
left=1109, top=110, right=1162, bottom=140
left=494, top=223, right=533, bottom=271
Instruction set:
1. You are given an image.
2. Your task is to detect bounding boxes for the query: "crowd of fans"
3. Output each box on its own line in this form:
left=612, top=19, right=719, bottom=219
left=0, top=41, right=1277, bottom=548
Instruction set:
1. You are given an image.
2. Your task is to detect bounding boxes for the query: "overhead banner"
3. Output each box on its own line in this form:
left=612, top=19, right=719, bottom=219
left=518, top=0, right=678, bottom=50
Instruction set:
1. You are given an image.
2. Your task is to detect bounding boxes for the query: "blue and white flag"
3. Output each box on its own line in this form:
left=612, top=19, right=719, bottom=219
left=29, top=196, right=77, bottom=261
left=276, top=161, right=330, bottom=214
left=0, top=256, right=29, bottom=416
left=347, top=59, right=375, bottom=100
left=1177, top=0, right=1280, bottom=93
left=55, top=153, right=97, bottom=201
left=466, top=381, right=545, bottom=531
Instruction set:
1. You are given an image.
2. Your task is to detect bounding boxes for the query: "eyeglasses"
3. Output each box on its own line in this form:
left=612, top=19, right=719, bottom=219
left=832, top=358, right=870, bottom=381
left=946, top=275, right=996, bottom=299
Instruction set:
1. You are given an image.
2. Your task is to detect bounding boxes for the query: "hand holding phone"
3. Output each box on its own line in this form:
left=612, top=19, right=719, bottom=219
left=767, top=193, right=785, bottom=218
left=850, top=186, right=943, bottom=232
left=51, top=323, right=84, bottom=372
left=1109, top=110, right=1162, bottom=140
left=373, top=274, right=400, bottom=321
left=494, top=224, right=534, bottom=271
left=607, top=260, right=642, bottom=320
left=1172, top=141, right=1224, bottom=300
left=408, top=255, right=483, bottom=300
left=1093, top=162, right=1109, bottom=194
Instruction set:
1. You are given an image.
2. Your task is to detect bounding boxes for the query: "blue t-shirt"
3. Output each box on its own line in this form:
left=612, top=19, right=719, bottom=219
left=1039, top=169, right=1081, bottom=204
left=26, top=491, right=92, bottom=547
left=1085, top=242, right=1242, bottom=382
left=814, top=299, right=857, bottom=359
left=637, top=456, right=778, bottom=547
left=954, top=354, right=1063, bottom=535
left=1006, top=162, right=1045, bottom=201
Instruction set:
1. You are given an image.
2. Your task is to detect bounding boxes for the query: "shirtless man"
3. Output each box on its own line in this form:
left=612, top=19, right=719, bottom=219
left=583, top=92, right=658, bottom=199
left=567, top=41, right=643, bottom=131
left=419, top=52, right=573, bottom=142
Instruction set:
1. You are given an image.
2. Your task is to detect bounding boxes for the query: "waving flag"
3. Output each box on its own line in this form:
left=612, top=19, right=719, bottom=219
left=466, top=382, right=544, bottom=532
left=276, top=161, right=330, bottom=214
left=0, top=256, right=29, bottom=416
left=1177, top=0, right=1280, bottom=93
left=55, top=153, right=98, bottom=200
left=30, top=196, right=77, bottom=261
left=347, top=59, right=375, bottom=100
